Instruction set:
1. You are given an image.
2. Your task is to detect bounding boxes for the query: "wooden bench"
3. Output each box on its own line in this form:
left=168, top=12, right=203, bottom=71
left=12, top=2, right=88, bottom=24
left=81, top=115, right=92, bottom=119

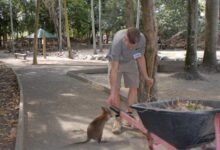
left=14, top=53, right=27, bottom=60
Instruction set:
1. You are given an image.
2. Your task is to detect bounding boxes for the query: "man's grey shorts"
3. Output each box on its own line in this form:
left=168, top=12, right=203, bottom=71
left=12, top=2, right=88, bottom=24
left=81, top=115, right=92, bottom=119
left=108, top=61, right=139, bottom=88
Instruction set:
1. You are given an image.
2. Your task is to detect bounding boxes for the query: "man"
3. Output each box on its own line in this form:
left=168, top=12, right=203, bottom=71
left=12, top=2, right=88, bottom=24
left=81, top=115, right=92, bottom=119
left=106, top=27, right=154, bottom=134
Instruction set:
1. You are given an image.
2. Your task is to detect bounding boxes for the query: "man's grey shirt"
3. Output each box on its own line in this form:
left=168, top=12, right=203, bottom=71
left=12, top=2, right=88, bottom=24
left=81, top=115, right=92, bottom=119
left=107, top=29, right=146, bottom=73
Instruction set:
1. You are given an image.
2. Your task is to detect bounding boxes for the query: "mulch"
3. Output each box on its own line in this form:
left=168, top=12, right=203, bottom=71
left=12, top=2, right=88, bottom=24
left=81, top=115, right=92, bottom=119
left=0, top=61, right=20, bottom=150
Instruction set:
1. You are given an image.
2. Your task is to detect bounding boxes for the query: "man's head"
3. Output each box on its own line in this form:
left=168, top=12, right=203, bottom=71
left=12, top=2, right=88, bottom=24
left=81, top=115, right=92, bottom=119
left=124, top=27, right=141, bottom=49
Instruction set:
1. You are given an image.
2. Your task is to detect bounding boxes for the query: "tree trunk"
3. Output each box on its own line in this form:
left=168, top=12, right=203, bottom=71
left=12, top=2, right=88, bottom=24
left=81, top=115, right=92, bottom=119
left=9, top=0, right=14, bottom=52
left=43, top=32, right=46, bottom=59
left=99, top=0, right=103, bottom=52
left=3, top=34, right=7, bottom=49
left=136, top=0, right=141, bottom=29
left=125, top=0, right=134, bottom=27
left=185, top=0, right=199, bottom=75
left=138, top=0, right=158, bottom=102
left=203, top=0, right=219, bottom=68
left=58, top=0, right=62, bottom=52
left=219, top=0, right=220, bottom=20
left=33, top=0, right=40, bottom=65
left=63, top=0, right=73, bottom=59
left=91, top=0, right=97, bottom=54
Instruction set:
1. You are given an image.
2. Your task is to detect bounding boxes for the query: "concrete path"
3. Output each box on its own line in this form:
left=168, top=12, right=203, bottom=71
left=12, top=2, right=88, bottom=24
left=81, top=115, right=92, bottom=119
left=17, top=65, right=147, bottom=150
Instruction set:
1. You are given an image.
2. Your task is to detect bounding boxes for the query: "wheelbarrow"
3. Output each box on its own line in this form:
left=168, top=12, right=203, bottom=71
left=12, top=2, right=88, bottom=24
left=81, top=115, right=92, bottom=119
left=110, top=99, right=220, bottom=150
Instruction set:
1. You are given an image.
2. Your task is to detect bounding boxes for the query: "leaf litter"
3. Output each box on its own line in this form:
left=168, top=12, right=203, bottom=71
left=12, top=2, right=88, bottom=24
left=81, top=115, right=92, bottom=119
left=0, top=61, right=20, bottom=150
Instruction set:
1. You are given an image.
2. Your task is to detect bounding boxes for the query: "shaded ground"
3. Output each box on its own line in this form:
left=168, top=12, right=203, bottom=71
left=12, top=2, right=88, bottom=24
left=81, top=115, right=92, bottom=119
left=0, top=62, right=19, bottom=150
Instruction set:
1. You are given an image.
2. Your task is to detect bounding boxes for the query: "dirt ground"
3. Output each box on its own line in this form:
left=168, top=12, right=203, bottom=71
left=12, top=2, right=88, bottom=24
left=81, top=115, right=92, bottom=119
left=70, top=48, right=220, bottom=101
left=157, top=72, right=220, bottom=100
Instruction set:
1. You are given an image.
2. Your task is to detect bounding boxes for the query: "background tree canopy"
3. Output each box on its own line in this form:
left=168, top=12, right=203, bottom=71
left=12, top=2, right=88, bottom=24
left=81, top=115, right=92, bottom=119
left=0, top=0, right=214, bottom=43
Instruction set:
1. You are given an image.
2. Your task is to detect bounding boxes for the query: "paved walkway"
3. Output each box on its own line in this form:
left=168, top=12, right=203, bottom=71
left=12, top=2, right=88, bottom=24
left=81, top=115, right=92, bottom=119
left=0, top=53, right=148, bottom=150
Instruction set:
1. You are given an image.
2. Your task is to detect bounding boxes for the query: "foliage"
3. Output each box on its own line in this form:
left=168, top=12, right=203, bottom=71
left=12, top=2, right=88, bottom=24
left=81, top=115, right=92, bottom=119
left=67, top=0, right=91, bottom=39
left=19, top=0, right=54, bottom=34
left=0, top=0, right=17, bottom=38
left=155, top=0, right=207, bottom=41
left=155, top=0, right=188, bottom=40
left=169, top=101, right=213, bottom=111
left=0, top=0, right=54, bottom=40
left=0, top=0, right=137, bottom=41
left=0, top=0, right=210, bottom=42
left=102, top=0, right=126, bottom=34
left=16, top=0, right=35, bottom=35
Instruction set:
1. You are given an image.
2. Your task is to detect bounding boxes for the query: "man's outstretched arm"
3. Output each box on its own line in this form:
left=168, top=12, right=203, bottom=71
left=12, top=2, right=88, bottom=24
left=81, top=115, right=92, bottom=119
left=107, top=61, right=119, bottom=106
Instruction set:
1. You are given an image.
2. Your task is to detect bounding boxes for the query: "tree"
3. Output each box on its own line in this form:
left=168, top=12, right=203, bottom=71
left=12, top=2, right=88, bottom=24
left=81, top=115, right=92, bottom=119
left=63, top=0, right=73, bottom=59
left=102, top=0, right=126, bottom=39
left=125, top=0, right=134, bottom=27
left=43, top=0, right=59, bottom=37
left=58, top=0, right=62, bottom=52
left=9, top=0, right=15, bottom=52
left=136, top=0, right=141, bottom=29
left=91, top=0, right=97, bottom=54
left=98, top=0, right=103, bottom=52
left=138, top=0, right=158, bottom=102
left=155, top=0, right=187, bottom=40
left=202, top=0, right=219, bottom=71
left=0, top=1, right=10, bottom=48
left=183, top=0, right=203, bottom=80
left=33, top=0, right=41, bottom=65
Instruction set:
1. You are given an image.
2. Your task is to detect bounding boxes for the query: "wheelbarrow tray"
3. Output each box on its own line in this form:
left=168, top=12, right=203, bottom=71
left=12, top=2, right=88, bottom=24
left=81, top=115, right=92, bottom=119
left=131, top=100, right=220, bottom=149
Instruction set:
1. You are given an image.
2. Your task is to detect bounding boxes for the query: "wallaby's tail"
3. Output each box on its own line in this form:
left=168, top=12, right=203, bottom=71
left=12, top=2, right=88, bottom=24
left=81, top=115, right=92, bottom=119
left=74, top=138, right=90, bottom=144
left=62, top=138, right=90, bottom=148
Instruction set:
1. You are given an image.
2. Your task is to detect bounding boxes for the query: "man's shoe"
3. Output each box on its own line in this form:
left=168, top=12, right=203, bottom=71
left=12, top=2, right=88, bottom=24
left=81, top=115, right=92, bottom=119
left=112, top=118, right=122, bottom=134
left=123, top=112, right=135, bottom=128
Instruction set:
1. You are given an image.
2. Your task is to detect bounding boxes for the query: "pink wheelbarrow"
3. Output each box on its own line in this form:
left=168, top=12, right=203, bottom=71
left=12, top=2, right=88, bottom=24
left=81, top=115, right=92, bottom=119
left=110, top=99, right=220, bottom=150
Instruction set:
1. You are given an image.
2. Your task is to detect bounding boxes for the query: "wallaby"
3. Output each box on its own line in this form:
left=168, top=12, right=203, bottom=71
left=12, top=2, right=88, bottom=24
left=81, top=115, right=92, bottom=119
left=71, top=106, right=112, bottom=145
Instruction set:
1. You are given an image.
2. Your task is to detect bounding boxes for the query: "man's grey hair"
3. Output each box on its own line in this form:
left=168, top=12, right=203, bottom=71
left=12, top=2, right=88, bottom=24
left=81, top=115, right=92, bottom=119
left=127, top=27, right=141, bottom=44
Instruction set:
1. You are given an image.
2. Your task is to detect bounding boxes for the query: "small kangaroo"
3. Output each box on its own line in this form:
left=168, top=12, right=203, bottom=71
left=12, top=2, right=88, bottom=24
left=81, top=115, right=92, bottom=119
left=74, top=106, right=112, bottom=144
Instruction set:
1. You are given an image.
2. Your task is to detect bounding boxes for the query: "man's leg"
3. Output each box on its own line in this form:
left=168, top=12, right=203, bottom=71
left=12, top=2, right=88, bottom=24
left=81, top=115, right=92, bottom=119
left=112, top=89, right=122, bottom=134
left=120, top=87, right=137, bottom=128
left=114, top=89, right=121, bottom=108
left=123, top=72, right=139, bottom=113
left=127, top=87, right=137, bottom=112
left=110, top=70, right=122, bottom=134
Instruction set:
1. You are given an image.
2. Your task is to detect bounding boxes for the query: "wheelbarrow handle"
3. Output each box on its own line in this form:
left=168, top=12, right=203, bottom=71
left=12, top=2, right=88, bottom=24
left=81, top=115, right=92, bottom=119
left=109, top=106, right=120, bottom=115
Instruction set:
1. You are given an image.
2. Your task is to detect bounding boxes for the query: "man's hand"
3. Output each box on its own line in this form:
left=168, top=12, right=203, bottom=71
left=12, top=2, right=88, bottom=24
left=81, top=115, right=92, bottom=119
left=106, top=91, right=117, bottom=106
left=146, top=77, right=154, bottom=88
left=137, top=56, right=154, bottom=88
